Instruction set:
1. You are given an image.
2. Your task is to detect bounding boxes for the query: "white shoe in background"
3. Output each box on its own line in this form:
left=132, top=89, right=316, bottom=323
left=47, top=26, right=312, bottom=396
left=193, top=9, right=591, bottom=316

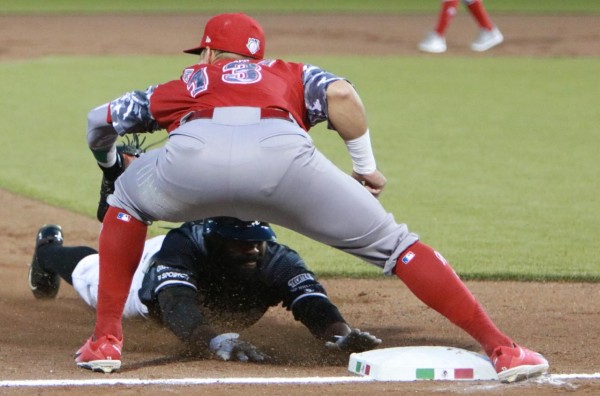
left=471, top=27, right=504, bottom=52
left=418, top=31, right=447, bottom=53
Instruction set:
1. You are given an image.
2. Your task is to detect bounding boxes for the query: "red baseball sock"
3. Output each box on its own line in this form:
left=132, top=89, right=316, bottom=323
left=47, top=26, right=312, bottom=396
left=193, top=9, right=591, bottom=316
left=435, top=0, right=459, bottom=36
left=394, top=241, right=512, bottom=356
left=94, top=206, right=147, bottom=340
left=466, top=0, right=494, bottom=30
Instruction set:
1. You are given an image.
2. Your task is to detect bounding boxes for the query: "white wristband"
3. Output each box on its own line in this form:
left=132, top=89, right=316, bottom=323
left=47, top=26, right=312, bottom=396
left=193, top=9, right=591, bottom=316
left=344, top=129, right=377, bottom=174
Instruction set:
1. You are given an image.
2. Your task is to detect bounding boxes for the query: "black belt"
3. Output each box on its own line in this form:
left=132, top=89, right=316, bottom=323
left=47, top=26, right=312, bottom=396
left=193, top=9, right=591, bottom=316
left=184, top=108, right=293, bottom=124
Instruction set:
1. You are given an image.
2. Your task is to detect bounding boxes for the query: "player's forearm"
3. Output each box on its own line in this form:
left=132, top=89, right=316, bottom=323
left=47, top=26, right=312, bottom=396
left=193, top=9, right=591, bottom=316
left=157, top=286, right=214, bottom=345
left=291, top=296, right=346, bottom=339
left=187, top=324, right=219, bottom=349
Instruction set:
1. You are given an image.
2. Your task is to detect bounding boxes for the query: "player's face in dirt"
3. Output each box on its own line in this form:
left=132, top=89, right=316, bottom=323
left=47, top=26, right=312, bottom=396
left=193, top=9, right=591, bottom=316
left=221, top=239, right=267, bottom=270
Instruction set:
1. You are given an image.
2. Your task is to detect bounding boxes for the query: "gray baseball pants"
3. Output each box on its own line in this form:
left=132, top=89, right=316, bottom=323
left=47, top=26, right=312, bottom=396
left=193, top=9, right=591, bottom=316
left=110, top=107, right=418, bottom=273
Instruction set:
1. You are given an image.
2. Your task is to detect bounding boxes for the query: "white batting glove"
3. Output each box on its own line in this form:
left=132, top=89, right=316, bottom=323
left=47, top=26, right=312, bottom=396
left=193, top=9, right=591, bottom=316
left=325, top=328, right=382, bottom=353
left=209, top=333, right=269, bottom=362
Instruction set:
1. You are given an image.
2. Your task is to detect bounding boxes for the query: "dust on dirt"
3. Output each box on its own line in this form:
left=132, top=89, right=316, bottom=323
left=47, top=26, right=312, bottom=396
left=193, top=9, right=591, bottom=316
left=1, top=12, right=599, bottom=395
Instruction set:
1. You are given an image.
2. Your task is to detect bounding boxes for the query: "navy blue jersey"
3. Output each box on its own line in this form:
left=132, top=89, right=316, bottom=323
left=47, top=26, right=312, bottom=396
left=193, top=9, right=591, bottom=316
left=139, top=221, right=331, bottom=328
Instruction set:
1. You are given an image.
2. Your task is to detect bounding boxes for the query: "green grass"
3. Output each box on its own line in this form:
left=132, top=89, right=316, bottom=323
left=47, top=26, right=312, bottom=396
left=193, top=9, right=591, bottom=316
left=1, top=55, right=598, bottom=281
left=0, top=55, right=182, bottom=213
left=305, top=57, right=600, bottom=280
left=1, top=0, right=600, bottom=14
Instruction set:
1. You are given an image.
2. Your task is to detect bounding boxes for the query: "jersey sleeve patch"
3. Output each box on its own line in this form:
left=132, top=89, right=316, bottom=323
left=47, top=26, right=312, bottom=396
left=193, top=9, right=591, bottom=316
left=282, top=270, right=327, bottom=309
left=287, top=273, right=315, bottom=289
left=154, top=264, right=196, bottom=291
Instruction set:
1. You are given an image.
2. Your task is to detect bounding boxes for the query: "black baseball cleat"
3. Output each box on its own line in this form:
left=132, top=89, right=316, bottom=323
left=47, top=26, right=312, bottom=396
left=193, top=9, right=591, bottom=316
left=28, top=224, right=63, bottom=299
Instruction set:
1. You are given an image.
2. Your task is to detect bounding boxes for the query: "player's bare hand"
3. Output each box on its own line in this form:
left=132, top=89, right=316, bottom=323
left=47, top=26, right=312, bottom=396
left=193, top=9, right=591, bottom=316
left=352, top=170, right=387, bottom=198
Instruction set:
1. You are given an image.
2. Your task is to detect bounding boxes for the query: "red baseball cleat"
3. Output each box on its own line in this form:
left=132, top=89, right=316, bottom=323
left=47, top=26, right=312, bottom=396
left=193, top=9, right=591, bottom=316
left=491, top=343, right=549, bottom=383
left=75, top=335, right=123, bottom=373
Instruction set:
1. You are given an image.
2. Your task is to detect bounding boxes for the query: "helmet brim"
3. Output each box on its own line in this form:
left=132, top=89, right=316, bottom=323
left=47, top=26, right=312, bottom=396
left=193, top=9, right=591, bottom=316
left=203, top=217, right=276, bottom=242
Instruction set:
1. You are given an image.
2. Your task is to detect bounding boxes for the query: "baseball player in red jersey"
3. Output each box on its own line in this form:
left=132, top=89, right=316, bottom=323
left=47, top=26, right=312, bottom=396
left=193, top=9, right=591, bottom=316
left=80, top=13, right=547, bottom=382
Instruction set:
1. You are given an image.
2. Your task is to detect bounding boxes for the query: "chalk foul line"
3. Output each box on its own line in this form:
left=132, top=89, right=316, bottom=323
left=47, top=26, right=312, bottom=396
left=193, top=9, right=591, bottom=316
left=1, top=373, right=599, bottom=388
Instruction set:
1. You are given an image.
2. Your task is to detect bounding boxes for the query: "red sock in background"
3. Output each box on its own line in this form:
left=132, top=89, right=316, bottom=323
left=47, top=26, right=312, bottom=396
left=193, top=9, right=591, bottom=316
left=394, top=241, right=512, bottom=356
left=435, top=0, right=459, bottom=36
left=94, top=206, right=147, bottom=340
left=466, top=0, right=494, bottom=30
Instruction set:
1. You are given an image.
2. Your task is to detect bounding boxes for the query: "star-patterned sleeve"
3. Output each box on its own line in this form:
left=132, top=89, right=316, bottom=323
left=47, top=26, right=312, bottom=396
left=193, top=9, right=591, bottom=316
left=302, top=64, right=346, bottom=129
left=108, top=85, right=162, bottom=135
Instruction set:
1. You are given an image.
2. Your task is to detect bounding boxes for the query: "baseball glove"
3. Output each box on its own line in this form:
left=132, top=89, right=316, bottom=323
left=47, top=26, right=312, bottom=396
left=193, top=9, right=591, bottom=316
left=96, top=134, right=147, bottom=222
left=118, top=133, right=146, bottom=163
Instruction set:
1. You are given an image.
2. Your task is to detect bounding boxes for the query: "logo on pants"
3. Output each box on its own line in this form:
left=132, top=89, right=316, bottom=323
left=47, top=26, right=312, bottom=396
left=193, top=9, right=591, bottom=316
left=401, top=251, right=415, bottom=264
left=117, top=212, right=131, bottom=222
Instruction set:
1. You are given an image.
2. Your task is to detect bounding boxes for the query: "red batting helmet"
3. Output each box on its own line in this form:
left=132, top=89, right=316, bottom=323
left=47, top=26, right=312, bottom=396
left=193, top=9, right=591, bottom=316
left=183, top=13, right=265, bottom=59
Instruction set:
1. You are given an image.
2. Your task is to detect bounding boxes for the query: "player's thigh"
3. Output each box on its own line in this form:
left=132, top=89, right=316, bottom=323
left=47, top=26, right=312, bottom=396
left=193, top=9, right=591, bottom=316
left=243, top=143, right=413, bottom=267
left=110, top=148, right=204, bottom=222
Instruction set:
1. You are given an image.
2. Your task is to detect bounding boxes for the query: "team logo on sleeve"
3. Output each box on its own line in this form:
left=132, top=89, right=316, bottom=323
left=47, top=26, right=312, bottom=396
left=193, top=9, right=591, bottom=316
left=288, top=273, right=314, bottom=288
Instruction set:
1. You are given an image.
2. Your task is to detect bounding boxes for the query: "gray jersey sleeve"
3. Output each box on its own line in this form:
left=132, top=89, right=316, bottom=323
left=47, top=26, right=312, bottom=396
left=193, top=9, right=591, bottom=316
left=302, top=64, right=345, bottom=129
left=108, top=85, right=162, bottom=135
left=87, top=103, right=119, bottom=153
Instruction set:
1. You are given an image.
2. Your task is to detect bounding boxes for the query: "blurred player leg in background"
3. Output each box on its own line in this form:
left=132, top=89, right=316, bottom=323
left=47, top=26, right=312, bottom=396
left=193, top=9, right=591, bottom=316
left=419, top=0, right=457, bottom=53
left=466, top=0, right=504, bottom=51
left=419, top=0, right=503, bottom=53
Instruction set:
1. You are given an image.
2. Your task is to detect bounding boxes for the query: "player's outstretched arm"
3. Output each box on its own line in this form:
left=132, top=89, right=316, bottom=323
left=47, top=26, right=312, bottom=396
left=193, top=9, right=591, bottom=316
left=158, top=286, right=269, bottom=362
left=326, top=80, right=387, bottom=197
left=291, top=296, right=382, bottom=353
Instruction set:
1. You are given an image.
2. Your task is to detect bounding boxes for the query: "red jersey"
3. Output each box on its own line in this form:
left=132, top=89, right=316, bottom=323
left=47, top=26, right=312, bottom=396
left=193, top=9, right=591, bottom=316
left=150, top=59, right=308, bottom=132
left=105, top=60, right=343, bottom=136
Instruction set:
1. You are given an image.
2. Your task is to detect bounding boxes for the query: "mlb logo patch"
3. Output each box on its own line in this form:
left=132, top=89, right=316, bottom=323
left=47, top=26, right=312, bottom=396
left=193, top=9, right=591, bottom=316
left=401, top=251, right=415, bottom=264
left=117, top=212, right=131, bottom=222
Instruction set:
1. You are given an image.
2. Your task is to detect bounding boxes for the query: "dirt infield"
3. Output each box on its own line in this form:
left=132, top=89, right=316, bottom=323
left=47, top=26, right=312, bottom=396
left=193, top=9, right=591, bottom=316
left=1, top=13, right=599, bottom=395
